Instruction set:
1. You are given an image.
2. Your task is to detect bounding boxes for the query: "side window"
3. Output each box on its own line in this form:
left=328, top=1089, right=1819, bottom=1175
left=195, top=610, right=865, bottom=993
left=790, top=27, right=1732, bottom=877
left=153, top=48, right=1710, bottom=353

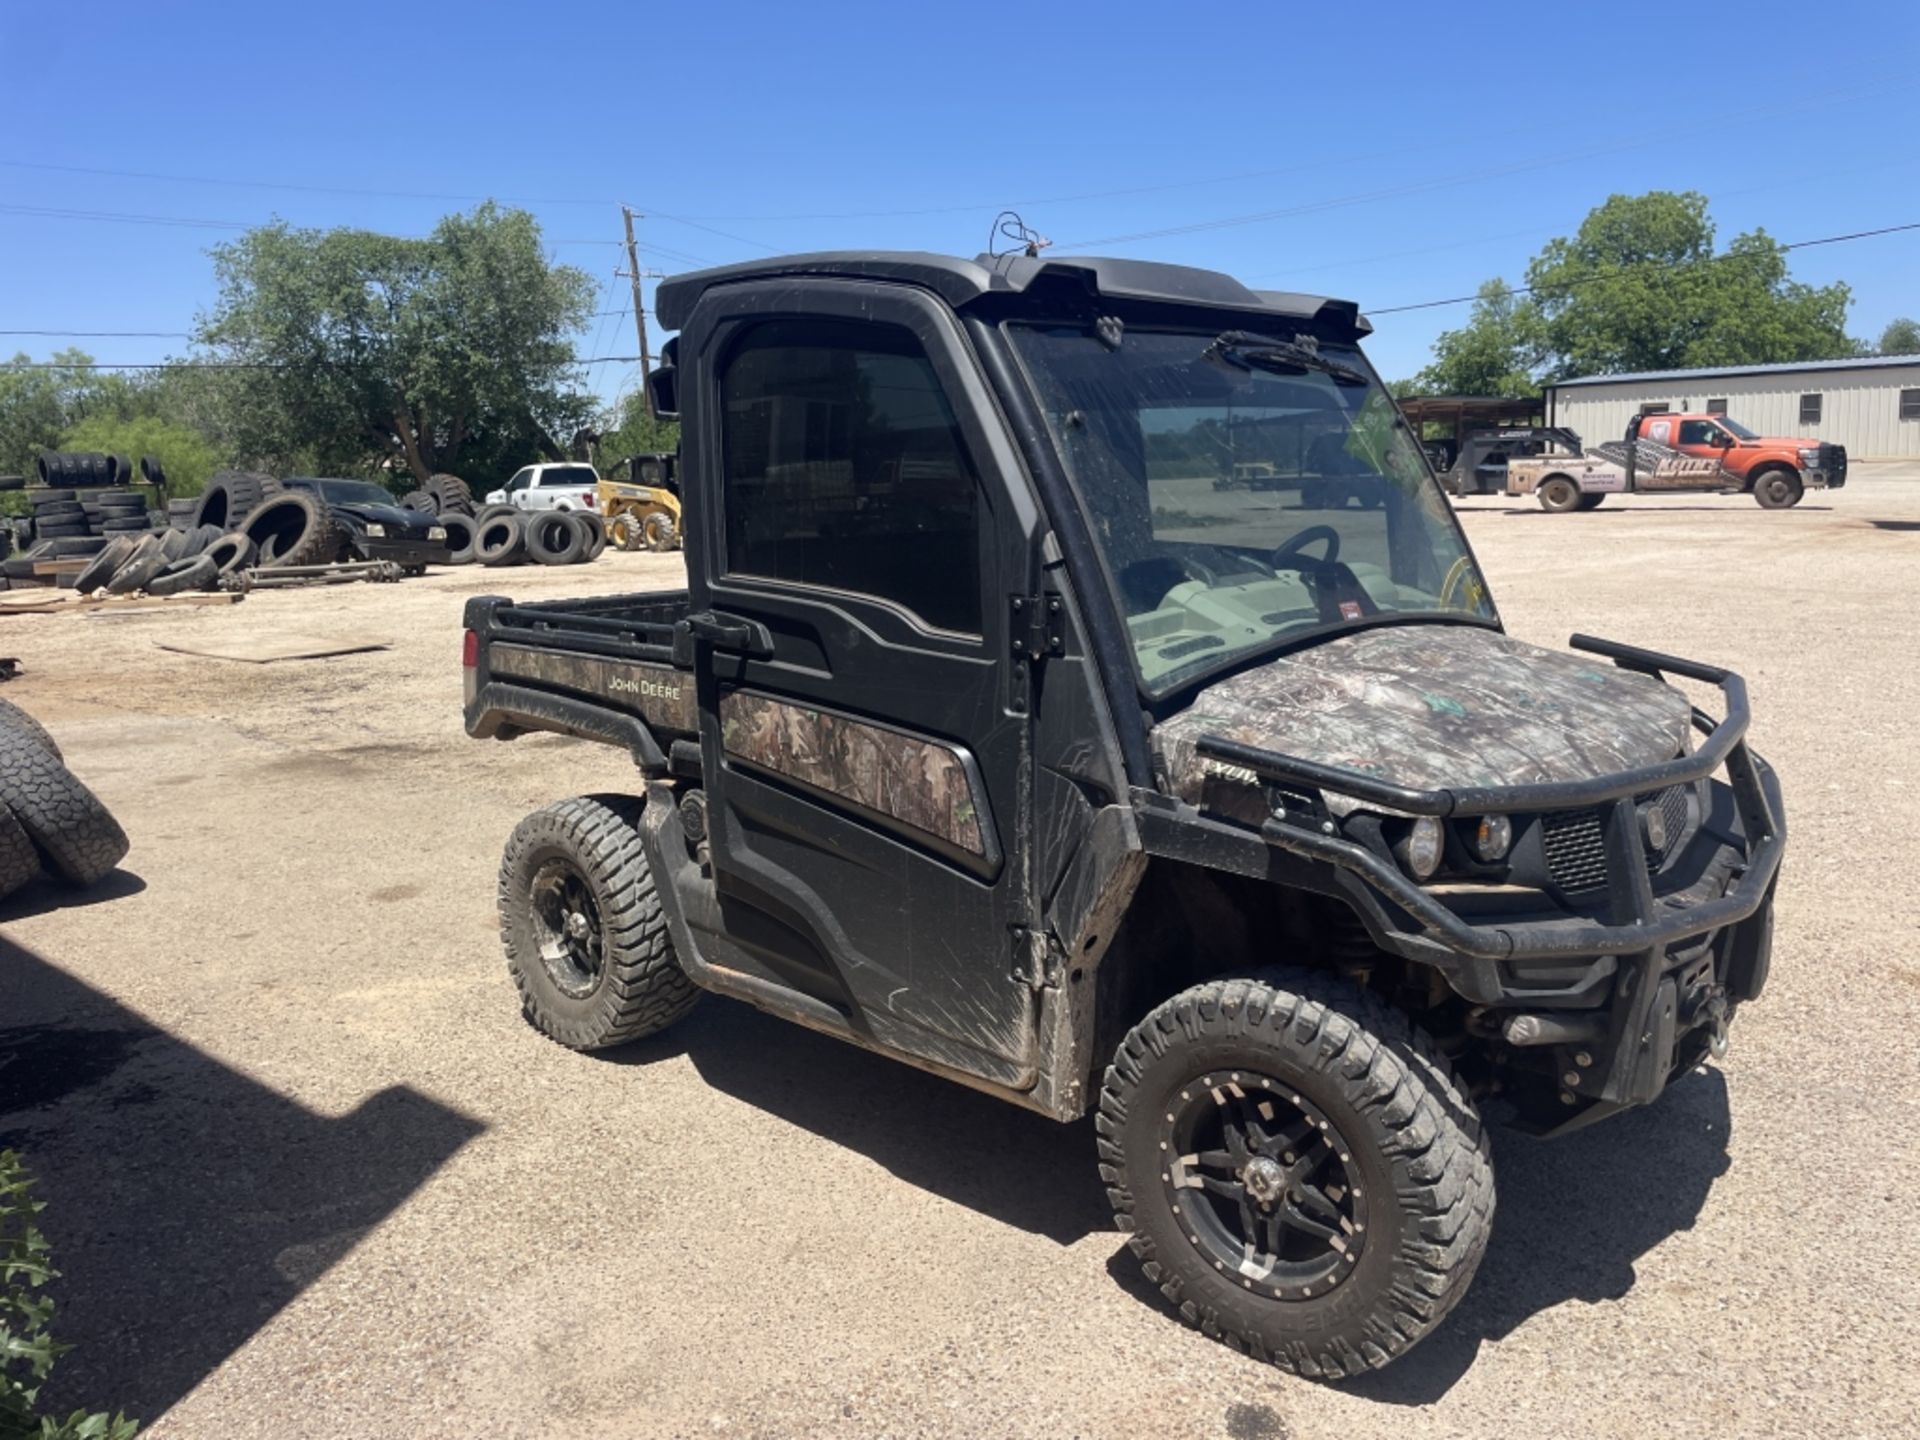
left=1647, top=419, right=1672, bottom=445
left=720, top=319, right=983, bottom=635
left=1677, top=420, right=1719, bottom=445
left=506, top=468, right=532, bottom=493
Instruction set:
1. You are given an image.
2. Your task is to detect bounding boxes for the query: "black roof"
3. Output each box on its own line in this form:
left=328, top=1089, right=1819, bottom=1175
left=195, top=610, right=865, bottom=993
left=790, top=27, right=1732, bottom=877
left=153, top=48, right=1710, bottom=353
left=653, top=251, right=1369, bottom=338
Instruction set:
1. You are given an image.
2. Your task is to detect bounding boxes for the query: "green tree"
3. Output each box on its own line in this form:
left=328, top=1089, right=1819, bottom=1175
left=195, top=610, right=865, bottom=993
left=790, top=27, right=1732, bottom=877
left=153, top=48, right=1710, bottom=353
left=0, top=351, right=145, bottom=479
left=1523, top=191, right=1852, bottom=378
left=1878, top=316, right=1920, bottom=355
left=62, top=414, right=219, bottom=498
left=593, top=389, right=679, bottom=476
left=198, top=203, right=597, bottom=488
left=1409, top=280, right=1538, bottom=398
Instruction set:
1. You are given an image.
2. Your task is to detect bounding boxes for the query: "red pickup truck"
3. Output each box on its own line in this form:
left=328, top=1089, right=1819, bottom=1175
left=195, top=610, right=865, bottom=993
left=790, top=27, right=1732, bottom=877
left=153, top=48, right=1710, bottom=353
left=1628, top=412, right=1847, bottom=508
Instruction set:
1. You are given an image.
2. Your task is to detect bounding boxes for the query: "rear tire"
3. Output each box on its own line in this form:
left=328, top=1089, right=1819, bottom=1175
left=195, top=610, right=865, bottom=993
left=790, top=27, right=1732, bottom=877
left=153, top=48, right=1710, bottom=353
left=499, top=794, right=699, bottom=1050
left=1752, top=468, right=1804, bottom=509
left=1097, top=971, right=1494, bottom=1379
left=1536, top=476, right=1582, bottom=512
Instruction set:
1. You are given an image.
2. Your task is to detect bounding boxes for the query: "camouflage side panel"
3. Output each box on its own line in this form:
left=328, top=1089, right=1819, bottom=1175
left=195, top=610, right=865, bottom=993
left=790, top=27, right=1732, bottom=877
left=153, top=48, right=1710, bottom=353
left=1155, top=626, right=1693, bottom=819
left=488, top=645, right=697, bottom=735
left=719, top=691, right=986, bottom=855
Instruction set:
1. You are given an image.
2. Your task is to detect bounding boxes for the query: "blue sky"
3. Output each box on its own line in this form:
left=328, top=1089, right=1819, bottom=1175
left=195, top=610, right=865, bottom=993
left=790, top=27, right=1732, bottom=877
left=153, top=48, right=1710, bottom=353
left=3, top=0, right=1915, bottom=406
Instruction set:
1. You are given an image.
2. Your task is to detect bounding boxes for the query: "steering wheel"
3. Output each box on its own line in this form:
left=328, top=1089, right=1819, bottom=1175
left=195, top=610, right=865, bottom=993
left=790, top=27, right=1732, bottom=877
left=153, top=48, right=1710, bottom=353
left=1272, top=523, right=1341, bottom=567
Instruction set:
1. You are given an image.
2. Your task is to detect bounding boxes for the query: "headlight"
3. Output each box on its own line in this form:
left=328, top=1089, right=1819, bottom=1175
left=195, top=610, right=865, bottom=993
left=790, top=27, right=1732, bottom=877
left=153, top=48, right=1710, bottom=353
left=365, top=523, right=387, bottom=537
left=1797, top=448, right=1820, bottom=467
left=427, top=526, right=447, bottom=541
left=1398, top=816, right=1444, bottom=880
left=1468, top=813, right=1512, bottom=862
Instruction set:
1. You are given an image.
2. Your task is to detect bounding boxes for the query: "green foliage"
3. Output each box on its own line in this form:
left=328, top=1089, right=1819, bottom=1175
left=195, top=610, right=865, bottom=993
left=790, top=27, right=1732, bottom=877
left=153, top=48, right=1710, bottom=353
left=1524, top=192, right=1852, bottom=378
left=0, top=353, right=149, bottom=482
left=0, top=1152, right=137, bottom=1440
left=60, top=416, right=218, bottom=499
left=1412, top=191, right=1857, bottom=393
left=593, top=390, right=680, bottom=475
left=1408, top=280, right=1539, bottom=398
left=1878, top=316, right=1920, bottom=355
left=198, top=203, right=598, bottom=488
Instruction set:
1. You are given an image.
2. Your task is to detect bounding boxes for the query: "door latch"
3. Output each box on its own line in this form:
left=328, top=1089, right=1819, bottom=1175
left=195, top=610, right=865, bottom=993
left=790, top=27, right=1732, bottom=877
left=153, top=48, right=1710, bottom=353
left=679, top=610, right=772, bottom=657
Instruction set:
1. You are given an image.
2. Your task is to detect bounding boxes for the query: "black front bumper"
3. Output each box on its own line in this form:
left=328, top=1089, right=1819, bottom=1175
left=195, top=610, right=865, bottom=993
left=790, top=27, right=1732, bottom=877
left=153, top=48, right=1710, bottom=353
left=354, top=534, right=452, bottom=567
left=1195, top=634, right=1784, bottom=1121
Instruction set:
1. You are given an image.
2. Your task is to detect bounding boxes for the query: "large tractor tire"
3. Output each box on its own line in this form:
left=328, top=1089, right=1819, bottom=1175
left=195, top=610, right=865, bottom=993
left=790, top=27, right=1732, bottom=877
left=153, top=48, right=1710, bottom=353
left=242, top=492, right=341, bottom=568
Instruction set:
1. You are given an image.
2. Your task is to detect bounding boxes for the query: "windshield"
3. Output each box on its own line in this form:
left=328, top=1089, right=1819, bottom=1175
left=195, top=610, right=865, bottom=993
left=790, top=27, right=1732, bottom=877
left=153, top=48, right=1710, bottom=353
left=294, top=478, right=396, bottom=506
left=1719, top=416, right=1759, bottom=440
left=1008, top=323, right=1496, bottom=697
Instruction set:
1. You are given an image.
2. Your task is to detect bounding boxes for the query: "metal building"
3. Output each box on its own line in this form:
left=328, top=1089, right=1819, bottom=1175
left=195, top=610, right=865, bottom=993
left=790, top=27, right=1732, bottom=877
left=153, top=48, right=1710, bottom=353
left=1545, top=354, right=1920, bottom=459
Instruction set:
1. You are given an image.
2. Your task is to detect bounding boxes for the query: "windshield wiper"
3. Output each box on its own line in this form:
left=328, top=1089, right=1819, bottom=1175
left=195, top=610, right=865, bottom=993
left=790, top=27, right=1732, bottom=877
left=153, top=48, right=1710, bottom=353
left=1201, top=330, right=1370, bottom=387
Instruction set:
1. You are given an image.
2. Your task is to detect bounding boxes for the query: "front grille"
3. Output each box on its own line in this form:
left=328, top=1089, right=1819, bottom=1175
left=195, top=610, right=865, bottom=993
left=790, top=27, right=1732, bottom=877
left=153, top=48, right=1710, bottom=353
left=1540, top=810, right=1609, bottom=893
left=1538, top=785, right=1692, bottom=893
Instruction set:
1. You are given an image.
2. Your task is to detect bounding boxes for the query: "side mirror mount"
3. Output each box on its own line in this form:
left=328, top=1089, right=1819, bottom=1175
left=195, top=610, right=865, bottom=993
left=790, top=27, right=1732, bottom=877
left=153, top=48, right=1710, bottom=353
left=646, top=363, right=678, bottom=420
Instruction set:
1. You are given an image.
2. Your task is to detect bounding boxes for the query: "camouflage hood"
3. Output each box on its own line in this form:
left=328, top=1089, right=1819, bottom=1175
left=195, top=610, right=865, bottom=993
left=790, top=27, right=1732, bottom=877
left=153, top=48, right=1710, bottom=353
left=1154, top=625, right=1692, bottom=820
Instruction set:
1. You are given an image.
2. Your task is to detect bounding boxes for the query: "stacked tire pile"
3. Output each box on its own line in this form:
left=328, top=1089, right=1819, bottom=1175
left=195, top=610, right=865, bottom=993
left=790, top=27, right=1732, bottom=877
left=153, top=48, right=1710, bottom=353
left=397, top=472, right=607, bottom=567
left=2, top=454, right=170, bottom=592
left=0, top=697, right=130, bottom=905
left=461, top=506, right=608, bottom=568
left=70, top=468, right=350, bottom=596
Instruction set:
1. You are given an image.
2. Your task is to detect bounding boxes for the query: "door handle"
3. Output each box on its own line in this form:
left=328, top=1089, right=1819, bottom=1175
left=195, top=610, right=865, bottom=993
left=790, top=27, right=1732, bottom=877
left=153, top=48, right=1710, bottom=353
left=680, top=610, right=771, bottom=656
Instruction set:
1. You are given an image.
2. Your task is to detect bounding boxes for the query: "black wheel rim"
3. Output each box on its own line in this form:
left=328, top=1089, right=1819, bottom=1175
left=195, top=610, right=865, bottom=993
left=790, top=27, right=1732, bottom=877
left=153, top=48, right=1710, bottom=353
left=529, top=857, right=604, bottom=999
left=1160, top=1071, right=1369, bottom=1301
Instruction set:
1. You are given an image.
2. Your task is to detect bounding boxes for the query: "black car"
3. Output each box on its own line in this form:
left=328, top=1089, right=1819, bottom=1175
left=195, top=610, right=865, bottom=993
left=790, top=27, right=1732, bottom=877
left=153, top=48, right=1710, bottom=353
left=281, top=477, right=453, bottom=572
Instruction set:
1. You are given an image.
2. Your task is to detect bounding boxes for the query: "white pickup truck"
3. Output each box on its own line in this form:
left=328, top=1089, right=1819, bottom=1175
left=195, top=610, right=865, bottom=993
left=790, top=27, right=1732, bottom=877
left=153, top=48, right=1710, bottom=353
left=486, top=463, right=602, bottom=514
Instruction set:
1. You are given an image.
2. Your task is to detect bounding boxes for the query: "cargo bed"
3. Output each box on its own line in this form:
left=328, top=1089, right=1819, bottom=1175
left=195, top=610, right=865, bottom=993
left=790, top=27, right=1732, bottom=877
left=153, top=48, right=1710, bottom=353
left=461, top=589, right=697, bottom=771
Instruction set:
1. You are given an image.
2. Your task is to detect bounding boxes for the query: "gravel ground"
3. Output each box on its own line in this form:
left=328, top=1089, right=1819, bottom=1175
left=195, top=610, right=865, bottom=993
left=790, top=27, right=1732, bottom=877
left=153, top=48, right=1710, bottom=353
left=2, top=466, right=1917, bottom=1439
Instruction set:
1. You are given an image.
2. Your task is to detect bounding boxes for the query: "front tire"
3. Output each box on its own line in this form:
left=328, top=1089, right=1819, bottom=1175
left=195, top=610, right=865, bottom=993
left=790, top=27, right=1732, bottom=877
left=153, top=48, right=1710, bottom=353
left=1097, top=972, right=1494, bottom=1378
left=1752, top=468, right=1804, bottom=509
left=498, top=794, right=699, bottom=1050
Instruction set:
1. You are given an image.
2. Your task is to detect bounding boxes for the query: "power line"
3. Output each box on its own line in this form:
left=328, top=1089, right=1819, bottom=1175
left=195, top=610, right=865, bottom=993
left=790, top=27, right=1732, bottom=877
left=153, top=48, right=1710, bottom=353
left=0, top=158, right=774, bottom=253
left=0, top=201, right=619, bottom=246
left=1363, top=220, right=1920, bottom=317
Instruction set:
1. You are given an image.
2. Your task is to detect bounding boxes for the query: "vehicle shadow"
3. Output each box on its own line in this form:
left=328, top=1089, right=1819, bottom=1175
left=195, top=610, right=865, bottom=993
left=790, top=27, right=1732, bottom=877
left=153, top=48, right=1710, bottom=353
left=0, top=868, right=147, bottom=921
left=1334, top=1066, right=1732, bottom=1404
left=0, top=937, right=484, bottom=1427
left=603, top=998, right=1112, bottom=1246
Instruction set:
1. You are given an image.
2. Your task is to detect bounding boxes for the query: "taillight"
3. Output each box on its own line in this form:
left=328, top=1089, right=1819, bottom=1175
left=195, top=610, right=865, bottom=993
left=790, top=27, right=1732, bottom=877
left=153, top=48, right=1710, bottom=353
left=462, top=629, right=479, bottom=668
left=583, top=492, right=597, bottom=508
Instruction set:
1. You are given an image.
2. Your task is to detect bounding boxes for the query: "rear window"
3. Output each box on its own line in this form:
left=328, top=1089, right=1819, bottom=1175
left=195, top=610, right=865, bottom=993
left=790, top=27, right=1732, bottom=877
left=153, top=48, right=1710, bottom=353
left=539, top=467, right=599, bottom=487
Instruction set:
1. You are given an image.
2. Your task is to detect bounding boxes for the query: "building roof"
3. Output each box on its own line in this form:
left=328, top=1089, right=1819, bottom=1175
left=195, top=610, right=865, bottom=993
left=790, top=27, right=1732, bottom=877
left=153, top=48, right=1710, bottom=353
left=653, top=250, right=1368, bottom=337
left=1550, top=353, right=1920, bottom=390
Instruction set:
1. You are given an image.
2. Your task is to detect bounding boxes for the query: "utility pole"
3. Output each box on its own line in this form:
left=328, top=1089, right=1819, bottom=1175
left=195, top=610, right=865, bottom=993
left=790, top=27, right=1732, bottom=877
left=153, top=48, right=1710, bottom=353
left=619, top=206, right=665, bottom=417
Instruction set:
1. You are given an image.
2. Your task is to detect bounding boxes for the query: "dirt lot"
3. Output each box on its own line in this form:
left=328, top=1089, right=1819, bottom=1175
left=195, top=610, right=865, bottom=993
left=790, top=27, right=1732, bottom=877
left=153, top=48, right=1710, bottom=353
left=3, top=467, right=1918, bottom=1439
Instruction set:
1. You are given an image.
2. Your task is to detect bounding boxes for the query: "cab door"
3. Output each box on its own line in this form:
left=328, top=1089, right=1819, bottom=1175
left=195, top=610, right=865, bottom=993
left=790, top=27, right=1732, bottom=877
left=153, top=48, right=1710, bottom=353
left=677, top=280, right=1047, bottom=1086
